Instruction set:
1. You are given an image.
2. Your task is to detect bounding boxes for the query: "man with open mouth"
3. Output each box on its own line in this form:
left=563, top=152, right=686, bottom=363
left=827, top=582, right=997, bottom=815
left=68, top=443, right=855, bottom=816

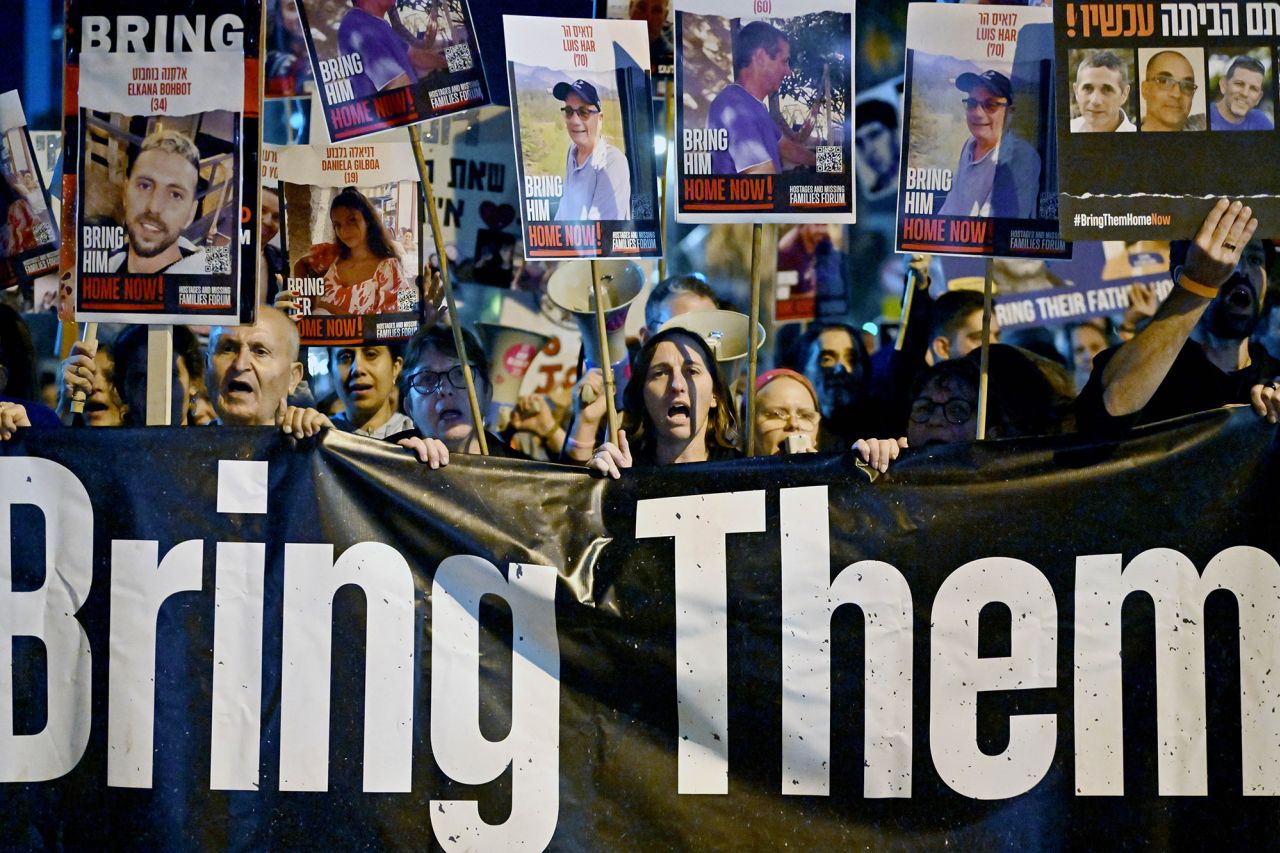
left=1077, top=198, right=1280, bottom=431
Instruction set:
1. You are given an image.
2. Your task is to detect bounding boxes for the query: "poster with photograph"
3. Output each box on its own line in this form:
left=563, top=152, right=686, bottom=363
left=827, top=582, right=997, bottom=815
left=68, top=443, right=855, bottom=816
left=602, top=0, right=675, bottom=77
left=0, top=92, right=60, bottom=288
left=504, top=15, right=661, bottom=259
left=277, top=141, right=421, bottom=345
left=854, top=76, right=902, bottom=203
left=774, top=222, right=848, bottom=322
left=674, top=0, right=855, bottom=224
left=896, top=4, right=1069, bottom=259
left=63, top=0, right=263, bottom=325
left=1056, top=0, right=1280, bottom=239
left=297, top=0, right=489, bottom=143
left=414, top=106, right=524, bottom=286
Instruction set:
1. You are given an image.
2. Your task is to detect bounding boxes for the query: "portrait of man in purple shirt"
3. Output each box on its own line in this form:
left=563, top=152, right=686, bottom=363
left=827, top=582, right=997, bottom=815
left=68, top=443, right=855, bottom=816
left=337, top=0, right=446, bottom=99
left=706, top=21, right=816, bottom=174
left=1210, top=54, right=1274, bottom=131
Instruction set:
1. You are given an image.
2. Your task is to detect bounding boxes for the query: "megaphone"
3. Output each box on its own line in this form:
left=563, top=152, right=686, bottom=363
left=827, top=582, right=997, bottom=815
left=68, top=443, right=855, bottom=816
left=477, top=322, right=550, bottom=430
left=546, top=260, right=644, bottom=371
left=658, top=309, right=766, bottom=388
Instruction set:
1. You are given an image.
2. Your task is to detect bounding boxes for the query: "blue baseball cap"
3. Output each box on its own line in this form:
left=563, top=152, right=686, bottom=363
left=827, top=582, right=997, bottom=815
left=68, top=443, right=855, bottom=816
left=553, top=79, right=601, bottom=108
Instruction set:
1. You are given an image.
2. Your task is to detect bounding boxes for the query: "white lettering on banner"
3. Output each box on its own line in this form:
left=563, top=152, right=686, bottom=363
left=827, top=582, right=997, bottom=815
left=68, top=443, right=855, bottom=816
left=1075, top=547, right=1280, bottom=796
left=780, top=486, right=913, bottom=798
left=209, top=542, right=266, bottom=790
left=107, top=539, right=204, bottom=788
left=81, top=15, right=245, bottom=53
left=0, top=458, right=93, bottom=782
left=430, top=557, right=560, bottom=850
left=636, top=491, right=768, bottom=795
left=3, top=463, right=1279, bottom=805
left=930, top=558, right=1058, bottom=799
left=279, top=542, right=415, bottom=792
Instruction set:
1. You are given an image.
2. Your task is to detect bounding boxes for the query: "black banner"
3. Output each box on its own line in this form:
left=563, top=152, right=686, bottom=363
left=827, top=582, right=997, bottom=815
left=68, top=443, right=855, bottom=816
left=1, top=408, right=1279, bottom=848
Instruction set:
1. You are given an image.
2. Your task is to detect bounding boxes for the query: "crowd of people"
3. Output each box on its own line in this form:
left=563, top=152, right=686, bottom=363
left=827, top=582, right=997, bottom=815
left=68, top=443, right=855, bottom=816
left=2, top=200, right=1279, bottom=472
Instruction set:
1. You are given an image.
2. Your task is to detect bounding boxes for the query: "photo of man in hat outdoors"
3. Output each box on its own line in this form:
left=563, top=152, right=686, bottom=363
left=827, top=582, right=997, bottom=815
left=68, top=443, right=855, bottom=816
left=937, top=69, right=1041, bottom=219
left=552, top=78, right=632, bottom=221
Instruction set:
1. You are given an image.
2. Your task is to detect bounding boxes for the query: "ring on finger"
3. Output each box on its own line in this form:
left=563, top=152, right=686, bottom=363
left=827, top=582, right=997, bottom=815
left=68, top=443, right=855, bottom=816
left=1223, top=242, right=1238, bottom=251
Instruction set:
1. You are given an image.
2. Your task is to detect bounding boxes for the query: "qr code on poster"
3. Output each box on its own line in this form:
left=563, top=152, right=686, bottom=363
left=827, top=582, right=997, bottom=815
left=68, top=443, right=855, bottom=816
left=445, top=44, right=473, bottom=73
left=33, top=222, right=53, bottom=245
left=815, top=146, right=843, bottom=174
left=204, top=246, right=231, bottom=275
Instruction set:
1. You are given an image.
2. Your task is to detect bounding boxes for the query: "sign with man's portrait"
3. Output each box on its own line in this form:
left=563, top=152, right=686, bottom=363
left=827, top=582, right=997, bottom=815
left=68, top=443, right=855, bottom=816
left=296, top=0, right=490, bottom=143
left=895, top=3, right=1069, bottom=259
left=1056, top=0, right=1280, bottom=239
left=674, top=0, right=856, bottom=225
left=504, top=14, right=661, bottom=260
left=65, top=0, right=263, bottom=325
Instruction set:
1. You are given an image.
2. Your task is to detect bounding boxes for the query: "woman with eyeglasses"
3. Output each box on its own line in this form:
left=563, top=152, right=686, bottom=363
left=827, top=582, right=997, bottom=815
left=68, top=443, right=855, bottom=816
left=392, top=324, right=528, bottom=468
left=551, top=78, right=631, bottom=221
left=588, top=328, right=738, bottom=478
left=751, top=368, right=905, bottom=473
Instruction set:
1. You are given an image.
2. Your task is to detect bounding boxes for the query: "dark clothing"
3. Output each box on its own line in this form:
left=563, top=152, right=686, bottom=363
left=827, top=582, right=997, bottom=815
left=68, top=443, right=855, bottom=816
left=384, top=428, right=531, bottom=460
left=630, top=441, right=744, bottom=467
left=1075, top=340, right=1280, bottom=433
left=0, top=395, right=60, bottom=427
left=864, top=286, right=938, bottom=438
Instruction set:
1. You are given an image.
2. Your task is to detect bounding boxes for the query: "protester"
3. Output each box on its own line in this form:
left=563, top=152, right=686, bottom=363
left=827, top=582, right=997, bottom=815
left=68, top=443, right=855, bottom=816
left=588, top=327, right=739, bottom=477
left=1078, top=198, right=1280, bottom=429
left=750, top=367, right=905, bottom=472
left=1065, top=318, right=1112, bottom=392
left=328, top=344, right=414, bottom=438
left=642, top=273, right=718, bottom=341
left=0, top=305, right=59, bottom=436
left=394, top=324, right=528, bottom=467
left=507, top=392, right=567, bottom=459
left=111, top=324, right=204, bottom=425
left=788, top=321, right=872, bottom=441
left=56, top=338, right=127, bottom=426
left=552, top=79, right=631, bottom=221
left=206, top=306, right=332, bottom=434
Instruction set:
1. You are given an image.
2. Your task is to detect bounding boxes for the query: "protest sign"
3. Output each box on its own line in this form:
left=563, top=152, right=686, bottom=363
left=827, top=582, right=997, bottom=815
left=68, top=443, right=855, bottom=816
left=1056, top=0, right=1280, bottom=239
left=1, top=408, right=1278, bottom=847
left=504, top=15, right=661, bottom=260
left=277, top=141, right=421, bottom=345
left=296, top=0, right=489, bottom=143
left=896, top=3, right=1070, bottom=259
left=63, top=0, right=262, bottom=325
left=941, top=239, right=1171, bottom=330
left=675, top=0, right=855, bottom=224
left=265, top=0, right=314, bottom=98
left=0, top=92, right=59, bottom=288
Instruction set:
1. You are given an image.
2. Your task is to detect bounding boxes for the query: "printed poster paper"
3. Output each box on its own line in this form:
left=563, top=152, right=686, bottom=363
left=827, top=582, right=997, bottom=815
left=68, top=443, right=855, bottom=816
left=896, top=4, right=1070, bottom=259
left=504, top=15, right=661, bottom=259
left=1056, top=0, right=1280, bottom=239
left=64, top=0, right=263, bottom=325
left=674, top=0, right=855, bottom=224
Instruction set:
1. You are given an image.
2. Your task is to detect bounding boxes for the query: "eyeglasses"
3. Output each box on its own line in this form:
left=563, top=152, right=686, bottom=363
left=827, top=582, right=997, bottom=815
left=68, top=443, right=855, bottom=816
left=758, top=408, right=820, bottom=429
left=406, top=365, right=467, bottom=395
left=560, top=106, right=601, bottom=120
left=962, top=97, right=1009, bottom=113
left=909, top=397, right=974, bottom=425
left=1146, top=75, right=1197, bottom=95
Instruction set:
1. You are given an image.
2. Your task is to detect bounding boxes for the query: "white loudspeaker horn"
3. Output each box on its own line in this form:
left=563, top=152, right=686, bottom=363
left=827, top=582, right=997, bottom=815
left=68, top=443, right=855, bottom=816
left=657, top=309, right=767, bottom=387
left=477, top=323, right=551, bottom=427
left=546, top=260, right=644, bottom=369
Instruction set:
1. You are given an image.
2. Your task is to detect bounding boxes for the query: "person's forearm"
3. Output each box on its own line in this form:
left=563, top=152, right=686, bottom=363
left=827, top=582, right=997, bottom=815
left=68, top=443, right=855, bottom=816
left=1099, top=286, right=1210, bottom=417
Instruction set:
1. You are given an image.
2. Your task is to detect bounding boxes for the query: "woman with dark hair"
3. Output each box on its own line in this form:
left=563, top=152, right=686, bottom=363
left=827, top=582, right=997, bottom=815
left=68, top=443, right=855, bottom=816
left=0, top=305, right=60, bottom=437
left=317, top=187, right=412, bottom=316
left=588, top=327, right=740, bottom=478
